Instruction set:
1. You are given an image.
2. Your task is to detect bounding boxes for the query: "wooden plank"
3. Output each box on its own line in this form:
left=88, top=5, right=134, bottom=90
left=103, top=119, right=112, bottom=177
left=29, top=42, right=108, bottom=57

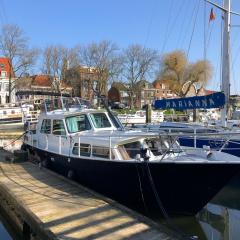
left=0, top=151, right=179, bottom=240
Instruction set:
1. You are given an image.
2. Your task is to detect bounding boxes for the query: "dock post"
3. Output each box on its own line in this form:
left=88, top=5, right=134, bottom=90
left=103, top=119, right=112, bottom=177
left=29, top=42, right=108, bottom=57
left=22, top=221, right=31, bottom=240
left=146, top=104, right=152, bottom=123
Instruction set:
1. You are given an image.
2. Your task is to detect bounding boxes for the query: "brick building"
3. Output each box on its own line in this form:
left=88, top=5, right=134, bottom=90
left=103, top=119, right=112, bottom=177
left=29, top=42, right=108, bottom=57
left=16, top=74, right=72, bottom=102
left=108, top=80, right=156, bottom=108
left=152, top=80, right=177, bottom=99
left=64, top=66, right=107, bottom=104
left=0, top=57, right=16, bottom=104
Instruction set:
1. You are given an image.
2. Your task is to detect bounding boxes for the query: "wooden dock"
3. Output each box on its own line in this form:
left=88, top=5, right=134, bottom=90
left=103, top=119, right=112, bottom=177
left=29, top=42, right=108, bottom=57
left=0, top=150, right=179, bottom=240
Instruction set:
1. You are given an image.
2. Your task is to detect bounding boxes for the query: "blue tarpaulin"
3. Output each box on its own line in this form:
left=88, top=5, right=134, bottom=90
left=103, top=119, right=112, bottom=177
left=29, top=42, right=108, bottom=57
left=154, top=92, right=225, bottom=110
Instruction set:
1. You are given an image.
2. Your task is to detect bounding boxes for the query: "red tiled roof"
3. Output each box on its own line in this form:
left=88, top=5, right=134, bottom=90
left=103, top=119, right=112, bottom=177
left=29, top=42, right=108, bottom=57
left=0, top=57, right=13, bottom=77
left=205, top=90, right=216, bottom=95
left=31, top=75, right=52, bottom=87
left=31, top=74, right=71, bottom=89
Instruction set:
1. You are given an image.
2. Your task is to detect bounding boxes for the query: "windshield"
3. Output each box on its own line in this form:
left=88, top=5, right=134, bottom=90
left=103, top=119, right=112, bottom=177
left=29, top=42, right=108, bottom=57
left=66, top=114, right=91, bottom=133
left=89, top=113, right=112, bottom=128
left=118, top=137, right=182, bottom=160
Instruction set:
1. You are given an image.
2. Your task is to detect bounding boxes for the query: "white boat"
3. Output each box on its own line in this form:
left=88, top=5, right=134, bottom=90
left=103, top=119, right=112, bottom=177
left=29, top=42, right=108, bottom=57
left=118, top=110, right=164, bottom=125
left=22, top=97, right=240, bottom=217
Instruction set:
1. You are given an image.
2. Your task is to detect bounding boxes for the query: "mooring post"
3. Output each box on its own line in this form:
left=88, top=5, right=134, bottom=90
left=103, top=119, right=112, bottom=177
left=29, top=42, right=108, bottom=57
left=22, top=221, right=31, bottom=240
left=146, top=104, right=152, bottom=124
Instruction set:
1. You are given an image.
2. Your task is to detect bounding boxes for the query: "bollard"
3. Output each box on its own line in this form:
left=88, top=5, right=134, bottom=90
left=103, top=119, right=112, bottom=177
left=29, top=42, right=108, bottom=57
left=146, top=104, right=152, bottom=124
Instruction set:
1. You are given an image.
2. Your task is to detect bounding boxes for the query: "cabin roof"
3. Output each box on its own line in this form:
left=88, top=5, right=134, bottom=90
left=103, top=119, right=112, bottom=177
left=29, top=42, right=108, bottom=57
left=41, top=108, right=107, bottom=118
left=73, top=130, right=159, bottom=146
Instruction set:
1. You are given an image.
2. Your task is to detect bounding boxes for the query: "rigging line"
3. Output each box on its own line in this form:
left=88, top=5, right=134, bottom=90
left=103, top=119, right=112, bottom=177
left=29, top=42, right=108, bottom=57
left=220, top=13, right=223, bottom=88
left=1, top=132, right=25, bottom=150
left=186, top=0, right=201, bottom=58
left=232, top=41, right=240, bottom=67
left=213, top=51, right=221, bottom=90
left=231, top=31, right=240, bottom=66
left=134, top=162, right=149, bottom=215
left=161, top=0, right=186, bottom=53
left=230, top=43, right=236, bottom=94
left=143, top=0, right=158, bottom=47
left=160, top=0, right=174, bottom=54
left=145, top=161, right=198, bottom=240
left=206, top=21, right=214, bottom=52
left=176, top=0, right=189, bottom=48
left=179, top=1, right=199, bottom=50
left=204, top=0, right=207, bottom=82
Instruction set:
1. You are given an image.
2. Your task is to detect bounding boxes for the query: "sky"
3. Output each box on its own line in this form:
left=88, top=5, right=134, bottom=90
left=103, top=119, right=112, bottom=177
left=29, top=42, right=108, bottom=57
left=1, top=0, right=240, bottom=93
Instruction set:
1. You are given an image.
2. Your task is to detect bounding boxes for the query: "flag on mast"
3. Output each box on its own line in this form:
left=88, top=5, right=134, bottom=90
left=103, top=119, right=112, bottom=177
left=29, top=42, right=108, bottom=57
left=209, top=8, right=216, bottom=22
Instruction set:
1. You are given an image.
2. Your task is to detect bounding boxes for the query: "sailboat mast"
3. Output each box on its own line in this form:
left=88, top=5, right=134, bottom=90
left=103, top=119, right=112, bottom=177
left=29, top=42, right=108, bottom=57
left=221, top=0, right=231, bottom=126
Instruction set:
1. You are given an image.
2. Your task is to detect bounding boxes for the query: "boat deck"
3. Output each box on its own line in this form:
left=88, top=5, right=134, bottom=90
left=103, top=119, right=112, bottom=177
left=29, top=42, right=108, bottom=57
left=0, top=150, right=178, bottom=240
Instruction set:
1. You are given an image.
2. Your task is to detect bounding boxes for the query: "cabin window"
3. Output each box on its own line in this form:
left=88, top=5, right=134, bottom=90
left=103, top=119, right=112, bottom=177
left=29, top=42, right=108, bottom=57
left=52, top=120, right=66, bottom=136
left=92, top=146, right=109, bottom=158
left=72, top=143, right=91, bottom=156
left=66, top=114, right=91, bottom=133
left=89, top=113, right=111, bottom=128
left=123, top=141, right=142, bottom=159
left=40, top=119, right=51, bottom=134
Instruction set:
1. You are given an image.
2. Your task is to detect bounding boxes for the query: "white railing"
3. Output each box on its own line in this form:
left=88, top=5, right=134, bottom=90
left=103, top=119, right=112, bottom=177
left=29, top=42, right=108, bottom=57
left=44, top=129, right=240, bottom=161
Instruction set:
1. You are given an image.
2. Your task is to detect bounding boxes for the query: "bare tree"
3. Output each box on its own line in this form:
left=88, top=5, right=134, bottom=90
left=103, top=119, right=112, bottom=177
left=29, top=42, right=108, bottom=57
left=156, top=50, right=212, bottom=97
left=122, top=44, right=158, bottom=108
left=0, top=24, right=39, bottom=102
left=80, top=40, right=123, bottom=97
left=42, top=45, right=81, bottom=91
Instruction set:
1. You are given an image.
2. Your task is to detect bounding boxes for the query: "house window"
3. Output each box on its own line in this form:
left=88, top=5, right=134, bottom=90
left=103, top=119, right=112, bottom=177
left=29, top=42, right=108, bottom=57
left=52, top=120, right=66, bottom=135
left=1, top=71, right=7, bottom=77
left=40, top=119, right=51, bottom=134
left=162, top=84, right=165, bottom=90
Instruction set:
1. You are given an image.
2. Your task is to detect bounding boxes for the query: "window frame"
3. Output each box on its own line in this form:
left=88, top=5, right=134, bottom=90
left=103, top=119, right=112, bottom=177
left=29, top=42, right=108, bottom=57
left=65, top=114, right=92, bottom=133
left=89, top=112, right=112, bottom=129
left=52, top=119, right=66, bottom=136
left=72, top=143, right=91, bottom=156
left=40, top=119, right=52, bottom=134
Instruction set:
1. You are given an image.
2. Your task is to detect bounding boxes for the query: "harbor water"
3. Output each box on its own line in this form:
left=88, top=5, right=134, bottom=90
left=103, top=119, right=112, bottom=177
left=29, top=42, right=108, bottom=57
left=0, top=221, right=12, bottom=240
left=1, top=138, right=240, bottom=239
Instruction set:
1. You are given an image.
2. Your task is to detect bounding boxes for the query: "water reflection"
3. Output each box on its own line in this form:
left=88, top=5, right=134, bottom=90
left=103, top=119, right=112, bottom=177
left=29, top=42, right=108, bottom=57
left=0, top=222, right=12, bottom=240
left=198, top=204, right=231, bottom=240
left=162, top=175, right=240, bottom=240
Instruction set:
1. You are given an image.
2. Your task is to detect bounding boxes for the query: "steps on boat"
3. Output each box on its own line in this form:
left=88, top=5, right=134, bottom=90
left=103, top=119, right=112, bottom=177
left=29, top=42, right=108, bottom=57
left=0, top=149, right=179, bottom=240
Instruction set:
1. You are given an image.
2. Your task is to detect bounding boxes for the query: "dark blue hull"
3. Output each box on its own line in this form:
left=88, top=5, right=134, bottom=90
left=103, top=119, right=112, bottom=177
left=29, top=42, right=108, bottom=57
left=179, top=137, right=240, bottom=157
left=24, top=145, right=240, bottom=217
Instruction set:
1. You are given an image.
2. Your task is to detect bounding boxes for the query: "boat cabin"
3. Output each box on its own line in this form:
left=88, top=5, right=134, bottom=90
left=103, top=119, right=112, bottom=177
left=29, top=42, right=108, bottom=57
left=25, top=103, right=175, bottom=162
